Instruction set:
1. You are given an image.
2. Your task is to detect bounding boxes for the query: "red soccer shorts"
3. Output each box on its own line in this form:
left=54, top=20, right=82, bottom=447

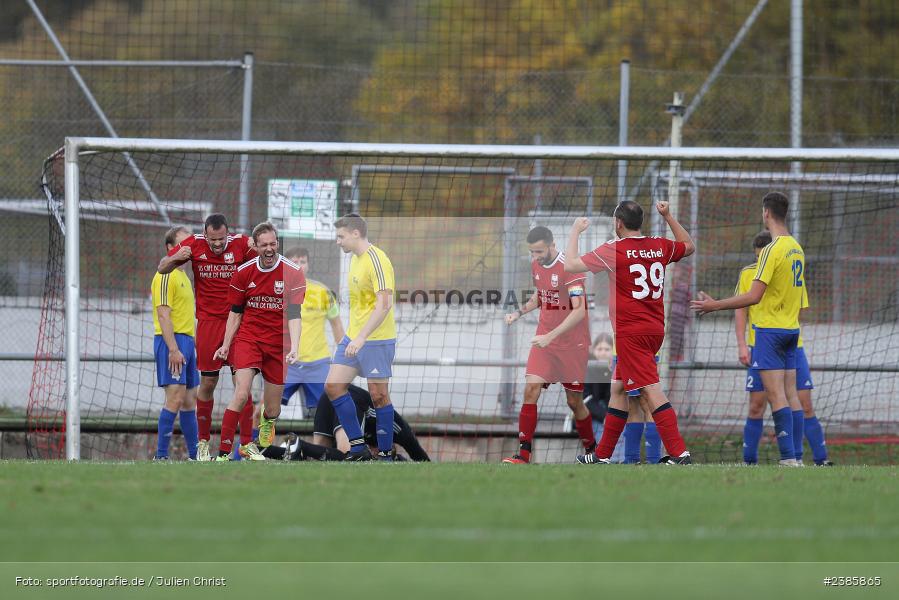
left=614, top=334, right=663, bottom=392
left=196, top=318, right=227, bottom=373
left=525, top=344, right=588, bottom=393
left=230, top=337, right=286, bottom=385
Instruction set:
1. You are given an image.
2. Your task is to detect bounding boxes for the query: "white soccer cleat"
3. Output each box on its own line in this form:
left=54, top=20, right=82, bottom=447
left=196, top=439, right=211, bottom=462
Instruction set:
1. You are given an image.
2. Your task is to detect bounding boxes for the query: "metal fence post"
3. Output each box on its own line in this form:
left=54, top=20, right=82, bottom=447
left=239, top=51, right=255, bottom=232
left=618, top=59, right=630, bottom=204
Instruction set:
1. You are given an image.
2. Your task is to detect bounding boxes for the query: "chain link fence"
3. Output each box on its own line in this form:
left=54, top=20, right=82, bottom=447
left=2, top=0, right=899, bottom=416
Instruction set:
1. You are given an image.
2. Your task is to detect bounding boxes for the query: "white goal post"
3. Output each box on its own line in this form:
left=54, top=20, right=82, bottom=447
left=61, top=137, right=899, bottom=459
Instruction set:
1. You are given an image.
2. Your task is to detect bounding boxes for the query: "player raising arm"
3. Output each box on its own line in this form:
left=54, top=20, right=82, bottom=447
left=565, top=200, right=695, bottom=465
left=692, top=192, right=807, bottom=466
left=156, top=214, right=257, bottom=461
left=212, top=222, right=305, bottom=460
left=502, top=226, right=595, bottom=464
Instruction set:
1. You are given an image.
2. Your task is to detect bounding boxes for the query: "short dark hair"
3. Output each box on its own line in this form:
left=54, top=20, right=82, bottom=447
left=251, top=221, right=277, bottom=243
left=762, top=192, right=789, bottom=223
left=285, top=246, right=309, bottom=260
left=752, top=229, right=772, bottom=249
left=592, top=332, right=614, bottom=348
left=164, top=226, right=189, bottom=248
left=204, top=213, right=228, bottom=232
left=613, top=200, right=643, bottom=231
left=526, top=226, right=553, bottom=245
left=334, top=213, right=367, bottom=237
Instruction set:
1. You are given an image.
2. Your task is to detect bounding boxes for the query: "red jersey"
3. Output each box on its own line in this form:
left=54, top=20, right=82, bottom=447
left=169, top=233, right=256, bottom=320
left=581, top=236, right=686, bottom=337
left=227, top=255, right=306, bottom=346
left=532, top=252, right=590, bottom=349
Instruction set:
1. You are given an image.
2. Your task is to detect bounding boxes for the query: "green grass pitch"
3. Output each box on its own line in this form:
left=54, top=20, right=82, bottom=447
left=2, top=461, right=897, bottom=599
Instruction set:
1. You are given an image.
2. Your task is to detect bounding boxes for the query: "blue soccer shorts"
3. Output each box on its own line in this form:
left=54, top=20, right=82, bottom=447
left=332, top=336, right=396, bottom=379
left=746, top=345, right=814, bottom=392
left=154, top=333, right=199, bottom=389
left=282, top=357, right=330, bottom=408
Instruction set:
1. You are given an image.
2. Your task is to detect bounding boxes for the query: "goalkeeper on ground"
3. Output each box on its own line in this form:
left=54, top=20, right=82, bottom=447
left=263, top=385, right=430, bottom=461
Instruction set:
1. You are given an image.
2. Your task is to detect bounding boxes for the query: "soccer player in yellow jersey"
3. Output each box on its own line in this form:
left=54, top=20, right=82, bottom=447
left=150, top=226, right=199, bottom=460
left=736, top=230, right=831, bottom=465
left=324, top=213, right=397, bottom=461
left=280, top=247, right=345, bottom=417
left=693, top=192, right=807, bottom=465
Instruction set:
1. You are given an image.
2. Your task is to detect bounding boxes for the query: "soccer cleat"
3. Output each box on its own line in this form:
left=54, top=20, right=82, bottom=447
left=815, top=460, right=835, bottom=466
left=238, top=442, right=265, bottom=461
left=576, top=453, right=611, bottom=465
left=343, top=447, right=373, bottom=462
left=196, top=439, right=211, bottom=462
left=659, top=452, right=692, bottom=465
left=282, top=433, right=299, bottom=461
left=214, top=453, right=232, bottom=462
left=502, top=454, right=529, bottom=464
left=152, top=455, right=169, bottom=461
left=257, top=414, right=277, bottom=448
left=778, top=458, right=801, bottom=467
left=377, top=450, right=395, bottom=462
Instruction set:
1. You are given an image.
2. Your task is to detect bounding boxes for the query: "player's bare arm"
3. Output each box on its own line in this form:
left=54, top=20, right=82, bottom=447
left=155, top=304, right=185, bottom=378
left=657, top=201, right=695, bottom=257
left=157, top=246, right=192, bottom=274
left=563, top=217, right=591, bottom=273
left=213, top=309, right=243, bottom=361
left=285, top=313, right=301, bottom=365
left=345, top=289, right=392, bottom=357
left=734, top=306, right=751, bottom=366
left=531, top=292, right=586, bottom=348
left=329, top=314, right=346, bottom=342
left=505, top=290, right=539, bottom=325
left=691, top=280, right=767, bottom=315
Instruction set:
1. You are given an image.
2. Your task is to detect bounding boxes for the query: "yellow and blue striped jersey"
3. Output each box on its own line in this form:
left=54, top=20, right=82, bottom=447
left=348, top=244, right=396, bottom=340
left=296, top=279, right=340, bottom=363
left=753, top=236, right=809, bottom=331
left=151, top=269, right=195, bottom=336
left=737, top=261, right=806, bottom=347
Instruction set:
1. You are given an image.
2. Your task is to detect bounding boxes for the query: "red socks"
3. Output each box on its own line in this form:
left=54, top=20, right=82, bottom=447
left=652, top=403, right=687, bottom=457
left=238, top=394, right=254, bottom=445
left=517, top=403, right=538, bottom=462
left=218, top=408, right=240, bottom=455
left=196, top=398, right=214, bottom=441
left=574, top=415, right=596, bottom=451
left=595, top=408, right=627, bottom=459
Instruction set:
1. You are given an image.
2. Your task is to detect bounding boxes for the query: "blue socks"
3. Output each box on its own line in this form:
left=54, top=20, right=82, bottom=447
left=332, top=394, right=367, bottom=453
left=644, top=422, right=661, bottom=464
left=743, top=417, right=764, bottom=464
left=623, top=422, right=644, bottom=464
left=156, top=408, right=177, bottom=459
left=772, top=407, right=795, bottom=460
left=792, top=410, right=805, bottom=461
left=179, top=409, right=199, bottom=460
left=375, top=404, right=395, bottom=459
left=804, top=416, right=828, bottom=463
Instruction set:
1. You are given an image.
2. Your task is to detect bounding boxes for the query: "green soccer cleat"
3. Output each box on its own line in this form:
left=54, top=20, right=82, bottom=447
left=257, top=414, right=277, bottom=448
left=238, top=442, right=265, bottom=461
left=214, top=453, right=232, bottom=462
left=196, top=439, right=211, bottom=462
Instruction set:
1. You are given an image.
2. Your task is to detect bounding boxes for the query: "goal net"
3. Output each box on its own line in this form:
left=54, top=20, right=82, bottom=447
left=32, top=139, right=899, bottom=463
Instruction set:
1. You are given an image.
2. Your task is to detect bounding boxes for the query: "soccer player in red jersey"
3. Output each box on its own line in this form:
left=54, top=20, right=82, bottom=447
left=157, top=214, right=258, bottom=460
left=565, top=200, right=695, bottom=465
left=212, top=222, right=306, bottom=460
left=502, top=226, right=595, bottom=464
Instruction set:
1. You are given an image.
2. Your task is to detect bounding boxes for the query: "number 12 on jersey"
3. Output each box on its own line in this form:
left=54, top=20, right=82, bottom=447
left=792, top=259, right=804, bottom=287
